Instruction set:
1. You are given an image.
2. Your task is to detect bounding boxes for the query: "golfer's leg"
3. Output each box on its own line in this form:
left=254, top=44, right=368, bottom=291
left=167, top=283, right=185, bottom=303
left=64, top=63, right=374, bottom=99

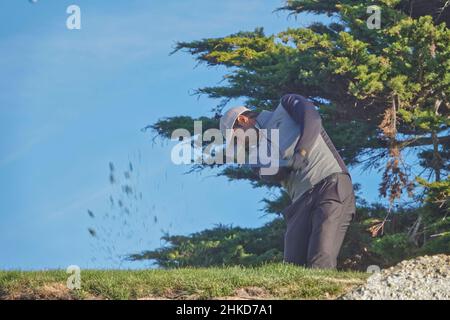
left=283, top=197, right=312, bottom=266
left=306, top=200, right=345, bottom=269
left=307, top=176, right=355, bottom=269
left=333, top=192, right=356, bottom=256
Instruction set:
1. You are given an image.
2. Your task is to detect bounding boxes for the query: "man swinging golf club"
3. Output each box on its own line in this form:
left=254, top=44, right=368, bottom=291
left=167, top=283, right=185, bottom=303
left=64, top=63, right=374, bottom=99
left=220, top=94, right=356, bottom=269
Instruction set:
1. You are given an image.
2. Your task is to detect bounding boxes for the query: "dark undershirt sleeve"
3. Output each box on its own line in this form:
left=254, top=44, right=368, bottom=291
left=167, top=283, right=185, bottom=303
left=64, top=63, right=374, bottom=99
left=280, top=94, right=322, bottom=156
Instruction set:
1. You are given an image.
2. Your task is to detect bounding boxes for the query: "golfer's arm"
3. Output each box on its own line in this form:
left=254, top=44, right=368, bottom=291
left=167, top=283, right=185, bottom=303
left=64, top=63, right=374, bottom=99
left=281, top=94, right=322, bottom=156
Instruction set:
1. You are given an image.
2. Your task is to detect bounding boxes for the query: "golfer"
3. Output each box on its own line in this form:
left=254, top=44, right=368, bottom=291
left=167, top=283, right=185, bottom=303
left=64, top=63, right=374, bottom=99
left=220, top=94, right=356, bottom=269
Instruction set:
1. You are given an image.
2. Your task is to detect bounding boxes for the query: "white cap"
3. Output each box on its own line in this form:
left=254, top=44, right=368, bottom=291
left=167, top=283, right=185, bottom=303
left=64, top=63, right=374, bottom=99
left=219, top=106, right=251, bottom=146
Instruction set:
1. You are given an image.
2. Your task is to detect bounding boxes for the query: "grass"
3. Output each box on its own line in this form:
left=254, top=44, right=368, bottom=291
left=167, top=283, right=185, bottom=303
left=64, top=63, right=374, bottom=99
left=0, top=264, right=368, bottom=300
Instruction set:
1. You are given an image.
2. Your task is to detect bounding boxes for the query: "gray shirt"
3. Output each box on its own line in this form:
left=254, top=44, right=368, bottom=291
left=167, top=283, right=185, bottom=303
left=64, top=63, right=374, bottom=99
left=256, top=94, right=348, bottom=203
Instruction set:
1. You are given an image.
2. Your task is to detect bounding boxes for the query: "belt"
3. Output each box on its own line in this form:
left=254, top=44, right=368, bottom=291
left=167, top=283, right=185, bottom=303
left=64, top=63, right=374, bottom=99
left=313, top=172, right=350, bottom=190
left=291, top=172, right=351, bottom=205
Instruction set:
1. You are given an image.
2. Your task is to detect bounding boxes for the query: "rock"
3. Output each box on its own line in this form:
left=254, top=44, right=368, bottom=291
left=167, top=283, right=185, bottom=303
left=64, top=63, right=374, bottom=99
left=341, top=255, right=450, bottom=300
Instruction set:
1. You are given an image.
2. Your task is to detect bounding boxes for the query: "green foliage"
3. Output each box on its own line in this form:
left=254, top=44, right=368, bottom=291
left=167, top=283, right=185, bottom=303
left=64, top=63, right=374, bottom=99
left=420, top=232, right=450, bottom=255
left=371, top=233, right=416, bottom=263
left=416, top=175, right=450, bottom=215
left=129, top=219, right=285, bottom=268
left=147, top=116, right=219, bottom=140
left=261, top=191, right=292, bottom=214
left=413, top=176, right=450, bottom=256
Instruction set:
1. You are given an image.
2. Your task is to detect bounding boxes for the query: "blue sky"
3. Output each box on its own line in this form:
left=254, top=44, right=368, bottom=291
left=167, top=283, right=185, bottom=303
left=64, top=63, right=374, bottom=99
left=0, top=0, right=385, bottom=270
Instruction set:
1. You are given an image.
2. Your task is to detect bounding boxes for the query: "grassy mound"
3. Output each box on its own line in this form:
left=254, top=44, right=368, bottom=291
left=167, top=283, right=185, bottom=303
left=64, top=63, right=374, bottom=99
left=0, top=264, right=368, bottom=300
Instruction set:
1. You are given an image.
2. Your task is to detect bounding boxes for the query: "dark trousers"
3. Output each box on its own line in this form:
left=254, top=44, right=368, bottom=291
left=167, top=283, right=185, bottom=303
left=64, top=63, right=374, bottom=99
left=282, top=173, right=356, bottom=269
